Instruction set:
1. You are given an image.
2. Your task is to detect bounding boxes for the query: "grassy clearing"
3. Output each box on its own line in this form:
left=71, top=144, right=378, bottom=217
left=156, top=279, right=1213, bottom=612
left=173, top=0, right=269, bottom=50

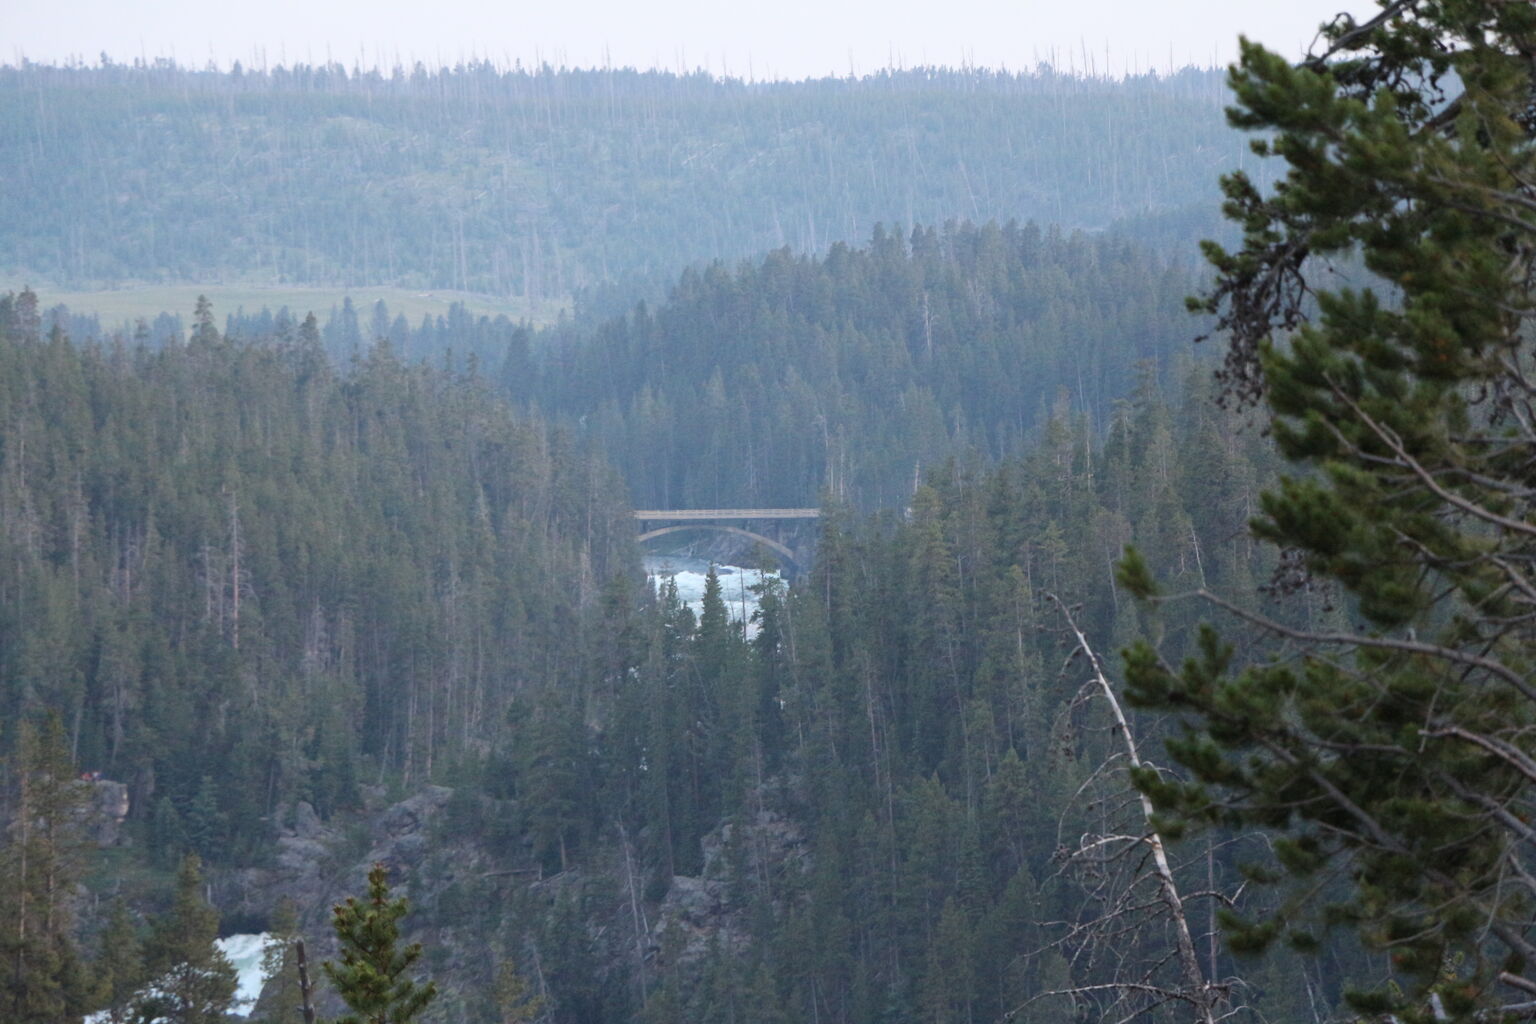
left=3, top=281, right=570, bottom=331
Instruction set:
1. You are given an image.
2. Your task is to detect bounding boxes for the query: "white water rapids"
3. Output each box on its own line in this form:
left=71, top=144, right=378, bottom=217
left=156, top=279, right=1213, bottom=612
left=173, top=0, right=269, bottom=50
left=220, top=933, right=271, bottom=1016
left=643, top=554, right=781, bottom=630
left=86, top=932, right=272, bottom=1021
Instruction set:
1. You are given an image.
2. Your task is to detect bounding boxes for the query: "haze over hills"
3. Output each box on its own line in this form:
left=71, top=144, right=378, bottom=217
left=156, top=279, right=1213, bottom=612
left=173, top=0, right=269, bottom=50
left=3, top=60, right=1258, bottom=315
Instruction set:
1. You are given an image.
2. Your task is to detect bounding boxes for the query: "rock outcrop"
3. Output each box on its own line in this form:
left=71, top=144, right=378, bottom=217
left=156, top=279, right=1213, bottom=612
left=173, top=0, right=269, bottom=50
left=82, top=778, right=130, bottom=846
left=648, top=807, right=809, bottom=969
left=218, top=786, right=811, bottom=1021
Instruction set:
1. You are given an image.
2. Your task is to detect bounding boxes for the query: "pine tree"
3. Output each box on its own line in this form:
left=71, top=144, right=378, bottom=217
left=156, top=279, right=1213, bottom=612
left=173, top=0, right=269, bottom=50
left=92, top=899, right=145, bottom=1024
left=183, top=775, right=226, bottom=862
left=1124, top=2, right=1536, bottom=1018
left=0, top=716, right=93, bottom=1024
left=139, top=854, right=238, bottom=1024
left=253, top=899, right=304, bottom=1024
left=693, top=563, right=747, bottom=822
left=518, top=700, right=589, bottom=874
left=695, top=564, right=736, bottom=683
left=493, top=956, right=543, bottom=1024
left=322, top=863, right=438, bottom=1024
left=919, top=897, right=975, bottom=1024
left=148, top=796, right=186, bottom=869
left=191, top=296, right=218, bottom=346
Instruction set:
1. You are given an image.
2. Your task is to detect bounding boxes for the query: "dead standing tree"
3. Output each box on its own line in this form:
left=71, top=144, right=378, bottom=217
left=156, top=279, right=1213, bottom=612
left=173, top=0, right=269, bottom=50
left=1013, top=594, right=1246, bottom=1024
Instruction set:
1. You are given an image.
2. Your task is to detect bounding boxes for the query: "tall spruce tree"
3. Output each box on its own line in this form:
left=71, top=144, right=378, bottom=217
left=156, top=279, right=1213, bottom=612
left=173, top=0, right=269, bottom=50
left=1121, top=2, right=1536, bottom=1020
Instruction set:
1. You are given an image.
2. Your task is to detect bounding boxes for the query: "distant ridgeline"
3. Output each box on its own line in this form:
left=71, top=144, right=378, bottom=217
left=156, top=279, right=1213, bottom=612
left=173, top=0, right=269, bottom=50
left=2, top=60, right=1255, bottom=304
left=524, top=221, right=1207, bottom=511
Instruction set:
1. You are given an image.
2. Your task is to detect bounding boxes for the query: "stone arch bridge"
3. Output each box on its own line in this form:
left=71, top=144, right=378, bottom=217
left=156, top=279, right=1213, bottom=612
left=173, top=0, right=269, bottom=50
left=633, top=508, right=820, bottom=576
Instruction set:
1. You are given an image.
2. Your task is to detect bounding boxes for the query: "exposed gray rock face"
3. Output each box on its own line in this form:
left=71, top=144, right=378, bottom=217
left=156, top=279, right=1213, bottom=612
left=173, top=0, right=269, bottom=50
left=292, top=800, right=326, bottom=839
left=701, top=808, right=809, bottom=882
left=220, top=789, right=458, bottom=927
left=83, top=779, right=130, bottom=846
left=653, top=874, right=743, bottom=966
left=376, top=787, right=453, bottom=840
left=220, top=786, right=810, bottom=1020
left=364, top=786, right=452, bottom=873
left=647, top=807, right=809, bottom=969
left=223, top=787, right=464, bottom=1021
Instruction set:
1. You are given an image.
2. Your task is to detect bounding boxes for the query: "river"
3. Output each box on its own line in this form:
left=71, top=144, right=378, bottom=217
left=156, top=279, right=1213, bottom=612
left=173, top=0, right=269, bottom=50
left=86, top=932, right=271, bottom=1021
left=643, top=553, right=781, bottom=630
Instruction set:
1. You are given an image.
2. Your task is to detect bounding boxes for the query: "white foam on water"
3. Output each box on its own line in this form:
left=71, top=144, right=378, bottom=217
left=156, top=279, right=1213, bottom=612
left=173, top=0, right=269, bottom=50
left=644, top=556, right=781, bottom=634
left=218, top=932, right=272, bottom=1017
left=87, top=932, right=272, bottom=1022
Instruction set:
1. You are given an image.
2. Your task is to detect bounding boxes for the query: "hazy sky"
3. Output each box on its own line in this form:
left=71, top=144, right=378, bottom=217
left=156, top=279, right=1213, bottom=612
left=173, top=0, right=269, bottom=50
left=12, top=0, right=1376, bottom=80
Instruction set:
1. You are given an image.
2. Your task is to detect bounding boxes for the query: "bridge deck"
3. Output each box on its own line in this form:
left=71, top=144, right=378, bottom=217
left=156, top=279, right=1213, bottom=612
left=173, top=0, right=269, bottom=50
left=633, top=508, right=820, bottom=521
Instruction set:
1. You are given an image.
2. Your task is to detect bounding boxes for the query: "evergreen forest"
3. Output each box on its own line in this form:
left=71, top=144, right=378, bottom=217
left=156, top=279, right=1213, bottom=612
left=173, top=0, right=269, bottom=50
left=6, top=3, right=1536, bottom=1022
left=5, top=294, right=1331, bottom=1023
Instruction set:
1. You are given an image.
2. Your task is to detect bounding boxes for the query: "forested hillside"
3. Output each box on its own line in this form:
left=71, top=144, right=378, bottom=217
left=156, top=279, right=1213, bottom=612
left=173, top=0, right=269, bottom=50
left=4, top=288, right=1382, bottom=1021
left=0, top=288, right=633, bottom=866
left=526, top=221, right=1198, bottom=509
left=3, top=61, right=1253, bottom=304
left=348, top=361, right=1363, bottom=1024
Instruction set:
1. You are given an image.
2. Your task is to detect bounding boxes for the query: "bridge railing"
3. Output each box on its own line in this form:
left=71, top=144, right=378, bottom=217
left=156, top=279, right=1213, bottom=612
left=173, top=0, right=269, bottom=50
left=632, top=508, right=820, bottom=521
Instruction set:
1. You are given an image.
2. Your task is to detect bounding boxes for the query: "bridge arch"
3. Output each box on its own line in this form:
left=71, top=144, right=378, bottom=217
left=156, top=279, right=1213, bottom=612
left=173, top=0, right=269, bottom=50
left=636, top=524, right=800, bottom=573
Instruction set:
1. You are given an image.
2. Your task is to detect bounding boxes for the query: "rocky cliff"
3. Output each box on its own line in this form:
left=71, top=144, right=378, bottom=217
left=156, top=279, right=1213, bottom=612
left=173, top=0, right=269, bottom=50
left=214, top=785, right=809, bottom=1022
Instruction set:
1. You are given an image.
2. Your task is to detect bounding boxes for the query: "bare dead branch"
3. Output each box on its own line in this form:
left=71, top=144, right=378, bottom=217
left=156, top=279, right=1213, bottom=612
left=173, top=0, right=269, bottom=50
left=1045, top=591, right=1223, bottom=1024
